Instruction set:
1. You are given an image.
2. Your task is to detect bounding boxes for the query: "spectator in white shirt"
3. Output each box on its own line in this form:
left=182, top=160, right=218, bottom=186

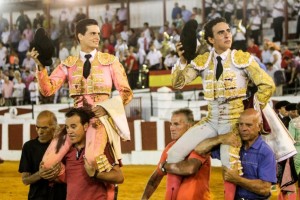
left=100, top=4, right=115, bottom=24
left=261, top=41, right=272, bottom=64
left=164, top=50, right=178, bottom=70
left=137, top=44, right=146, bottom=67
left=13, top=77, right=26, bottom=105
left=0, top=42, right=7, bottom=68
left=117, top=2, right=127, bottom=25
left=207, top=8, right=221, bottom=21
left=146, top=43, right=163, bottom=70
left=17, top=34, right=30, bottom=66
left=120, top=25, right=129, bottom=43
left=58, top=42, right=70, bottom=62
left=28, top=77, right=39, bottom=105
left=249, top=9, right=262, bottom=45
left=1, top=26, right=10, bottom=47
left=22, top=52, right=36, bottom=71
left=231, top=17, right=247, bottom=51
left=22, top=23, right=33, bottom=42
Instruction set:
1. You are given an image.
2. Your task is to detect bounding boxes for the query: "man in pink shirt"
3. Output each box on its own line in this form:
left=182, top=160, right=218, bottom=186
left=2, top=75, right=14, bottom=106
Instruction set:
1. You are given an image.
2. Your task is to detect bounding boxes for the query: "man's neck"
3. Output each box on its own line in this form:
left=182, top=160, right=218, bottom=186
left=243, top=136, right=259, bottom=150
left=74, top=142, right=85, bottom=150
left=215, top=49, right=227, bottom=55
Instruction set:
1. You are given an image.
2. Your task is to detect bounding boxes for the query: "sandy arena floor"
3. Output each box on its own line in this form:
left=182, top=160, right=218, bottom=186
left=0, top=161, right=279, bottom=200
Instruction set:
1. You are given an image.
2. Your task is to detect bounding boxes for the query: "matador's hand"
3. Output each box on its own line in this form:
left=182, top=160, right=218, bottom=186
left=29, top=47, right=44, bottom=70
left=92, top=106, right=108, bottom=118
left=83, top=155, right=97, bottom=177
left=176, top=42, right=187, bottom=65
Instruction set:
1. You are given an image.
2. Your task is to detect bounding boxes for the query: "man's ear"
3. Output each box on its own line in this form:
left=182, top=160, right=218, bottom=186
left=208, top=37, right=214, bottom=45
left=258, top=123, right=263, bottom=133
left=78, top=33, right=83, bottom=42
left=84, top=123, right=89, bottom=132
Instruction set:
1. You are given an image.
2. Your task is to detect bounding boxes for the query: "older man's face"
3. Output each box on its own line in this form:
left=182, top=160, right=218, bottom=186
left=170, top=114, right=191, bottom=140
left=238, top=114, right=260, bottom=144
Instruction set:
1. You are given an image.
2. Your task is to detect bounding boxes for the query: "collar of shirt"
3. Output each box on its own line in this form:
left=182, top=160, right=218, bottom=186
left=79, top=49, right=97, bottom=62
left=243, top=135, right=263, bottom=150
left=213, top=49, right=229, bottom=64
left=278, top=113, right=284, bottom=118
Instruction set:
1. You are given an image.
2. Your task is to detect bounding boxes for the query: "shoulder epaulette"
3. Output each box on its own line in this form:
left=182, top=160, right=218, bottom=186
left=231, top=50, right=253, bottom=68
left=62, top=56, right=79, bottom=67
left=97, top=52, right=116, bottom=65
left=191, top=51, right=211, bottom=70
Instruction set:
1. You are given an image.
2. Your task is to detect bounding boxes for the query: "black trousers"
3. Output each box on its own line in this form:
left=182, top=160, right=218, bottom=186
left=273, top=16, right=284, bottom=42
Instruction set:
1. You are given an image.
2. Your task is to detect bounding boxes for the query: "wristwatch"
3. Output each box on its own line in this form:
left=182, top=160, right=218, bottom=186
left=160, top=161, right=167, bottom=174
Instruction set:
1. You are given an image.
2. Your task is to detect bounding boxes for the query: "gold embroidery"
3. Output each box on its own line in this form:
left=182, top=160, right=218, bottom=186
left=206, top=82, right=214, bottom=90
left=203, top=50, right=248, bottom=100
left=92, top=76, right=104, bottom=83
left=205, top=72, right=214, bottom=80
left=232, top=50, right=251, bottom=68
left=62, top=56, right=79, bottom=67
left=97, top=52, right=116, bottom=65
left=91, top=67, right=103, bottom=74
left=192, top=52, right=210, bottom=69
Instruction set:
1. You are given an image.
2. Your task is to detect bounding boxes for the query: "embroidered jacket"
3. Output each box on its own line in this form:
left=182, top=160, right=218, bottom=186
left=36, top=52, right=133, bottom=108
left=172, top=50, right=275, bottom=108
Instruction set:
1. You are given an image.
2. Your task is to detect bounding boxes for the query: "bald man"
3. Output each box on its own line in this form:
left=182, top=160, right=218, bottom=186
left=19, top=110, right=66, bottom=200
left=196, top=108, right=277, bottom=200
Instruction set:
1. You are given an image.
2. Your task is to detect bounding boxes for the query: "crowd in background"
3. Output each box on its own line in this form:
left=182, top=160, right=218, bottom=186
left=0, top=0, right=300, bottom=106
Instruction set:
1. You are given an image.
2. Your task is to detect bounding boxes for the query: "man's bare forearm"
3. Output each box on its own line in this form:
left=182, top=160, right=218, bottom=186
left=141, top=170, right=163, bottom=200
left=164, top=158, right=201, bottom=176
left=194, top=135, right=223, bottom=155
left=233, top=176, right=272, bottom=196
left=22, top=172, right=41, bottom=185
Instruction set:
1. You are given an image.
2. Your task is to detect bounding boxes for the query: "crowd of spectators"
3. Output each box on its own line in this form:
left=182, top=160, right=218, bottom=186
left=1, top=1, right=300, bottom=107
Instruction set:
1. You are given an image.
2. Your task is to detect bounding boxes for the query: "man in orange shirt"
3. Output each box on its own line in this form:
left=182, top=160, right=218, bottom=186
left=141, top=108, right=211, bottom=200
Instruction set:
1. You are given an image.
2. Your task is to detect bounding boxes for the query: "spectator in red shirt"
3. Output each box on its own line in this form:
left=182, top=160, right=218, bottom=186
left=101, top=18, right=113, bottom=40
left=114, top=17, right=124, bottom=34
left=125, top=46, right=139, bottom=89
left=246, top=38, right=261, bottom=60
left=102, top=39, right=115, bottom=55
left=281, top=45, right=293, bottom=69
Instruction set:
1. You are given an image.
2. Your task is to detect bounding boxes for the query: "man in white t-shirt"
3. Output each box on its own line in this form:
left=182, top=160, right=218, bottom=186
left=100, top=4, right=115, bottom=24
left=146, top=43, right=163, bottom=70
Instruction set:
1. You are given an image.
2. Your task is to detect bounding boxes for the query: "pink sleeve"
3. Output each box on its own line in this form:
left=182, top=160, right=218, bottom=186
left=41, top=136, right=71, bottom=170
left=110, top=60, right=133, bottom=105
left=36, top=65, right=67, bottom=97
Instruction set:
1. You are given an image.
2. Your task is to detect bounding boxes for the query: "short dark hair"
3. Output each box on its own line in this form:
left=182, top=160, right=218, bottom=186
left=75, top=18, right=98, bottom=42
left=204, top=17, right=227, bottom=46
left=172, top=108, right=194, bottom=124
left=65, top=107, right=95, bottom=125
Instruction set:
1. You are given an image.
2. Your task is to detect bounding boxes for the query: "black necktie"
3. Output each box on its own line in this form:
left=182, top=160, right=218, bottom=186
left=83, top=54, right=92, bottom=79
left=216, top=56, right=223, bottom=80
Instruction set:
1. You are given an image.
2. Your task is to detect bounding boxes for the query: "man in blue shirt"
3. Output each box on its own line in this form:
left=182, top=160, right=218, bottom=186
left=171, top=2, right=181, bottom=22
left=195, top=108, right=277, bottom=199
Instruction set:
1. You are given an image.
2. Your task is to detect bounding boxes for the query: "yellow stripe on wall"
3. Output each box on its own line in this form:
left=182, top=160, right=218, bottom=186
left=149, top=74, right=202, bottom=87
